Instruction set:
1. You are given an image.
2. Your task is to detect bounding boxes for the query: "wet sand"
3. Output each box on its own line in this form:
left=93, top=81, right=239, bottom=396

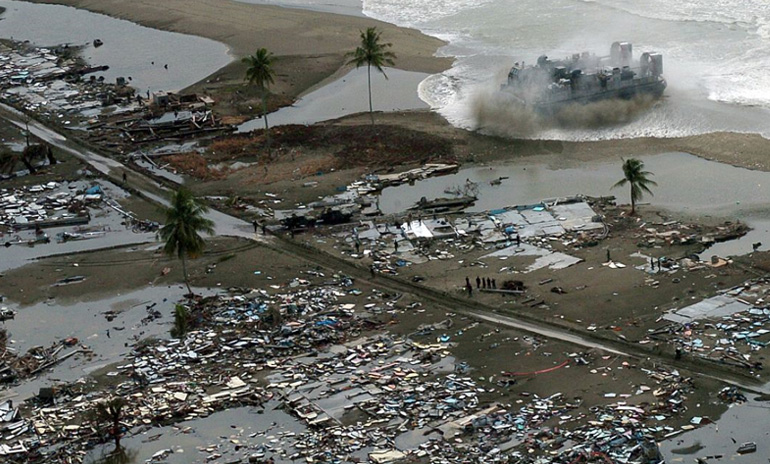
left=346, top=112, right=770, bottom=174
left=21, top=0, right=770, bottom=167
left=22, top=0, right=452, bottom=100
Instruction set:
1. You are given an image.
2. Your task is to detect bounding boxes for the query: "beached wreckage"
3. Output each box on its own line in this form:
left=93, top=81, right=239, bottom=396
left=82, top=92, right=233, bottom=148
left=0, top=307, right=16, bottom=321
left=409, top=195, right=477, bottom=212
left=1, top=182, right=100, bottom=232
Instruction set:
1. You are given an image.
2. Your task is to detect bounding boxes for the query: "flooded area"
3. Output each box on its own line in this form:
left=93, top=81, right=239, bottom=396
left=0, top=0, right=231, bottom=93
left=0, top=179, right=156, bottom=272
left=238, top=67, right=429, bottom=132
left=0, top=284, right=218, bottom=402
left=3, top=1, right=770, bottom=461
left=85, top=403, right=305, bottom=464
left=660, top=398, right=770, bottom=462
left=379, top=151, right=770, bottom=257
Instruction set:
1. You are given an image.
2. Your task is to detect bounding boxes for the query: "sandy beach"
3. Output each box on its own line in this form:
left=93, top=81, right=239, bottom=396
left=22, top=0, right=770, bottom=173
left=23, top=0, right=452, bottom=100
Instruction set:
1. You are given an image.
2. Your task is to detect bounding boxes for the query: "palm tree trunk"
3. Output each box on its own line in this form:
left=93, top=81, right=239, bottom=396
left=262, top=94, right=270, bottom=151
left=21, top=157, right=36, bottom=174
left=367, top=64, right=374, bottom=125
left=181, top=254, right=192, bottom=296
left=630, top=187, right=636, bottom=215
left=46, top=146, right=57, bottom=165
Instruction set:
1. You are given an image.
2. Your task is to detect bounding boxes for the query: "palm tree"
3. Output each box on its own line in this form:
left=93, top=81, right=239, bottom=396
left=347, top=27, right=396, bottom=125
left=612, top=158, right=657, bottom=215
left=94, top=397, right=126, bottom=450
left=158, top=188, right=215, bottom=295
left=0, top=144, right=52, bottom=175
left=242, top=48, right=276, bottom=140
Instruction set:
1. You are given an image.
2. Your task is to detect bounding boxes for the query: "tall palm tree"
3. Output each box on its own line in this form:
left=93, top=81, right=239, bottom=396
left=158, top=188, right=215, bottom=295
left=242, top=48, right=276, bottom=140
left=347, top=27, right=396, bottom=125
left=612, top=158, right=657, bottom=215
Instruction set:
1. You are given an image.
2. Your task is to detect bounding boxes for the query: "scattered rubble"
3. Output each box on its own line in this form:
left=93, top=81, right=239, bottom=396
left=0, top=267, right=730, bottom=463
left=648, top=278, right=770, bottom=370
left=1, top=41, right=126, bottom=121
left=325, top=196, right=603, bottom=277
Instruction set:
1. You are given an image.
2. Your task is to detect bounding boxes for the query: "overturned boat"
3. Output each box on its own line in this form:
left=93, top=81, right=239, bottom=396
left=501, top=42, right=666, bottom=114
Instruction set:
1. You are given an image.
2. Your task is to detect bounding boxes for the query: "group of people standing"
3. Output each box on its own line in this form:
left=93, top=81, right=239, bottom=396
left=464, top=276, right=496, bottom=296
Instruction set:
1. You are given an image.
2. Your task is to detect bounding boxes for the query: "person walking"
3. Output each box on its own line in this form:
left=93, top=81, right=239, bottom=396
left=253, top=220, right=259, bottom=233
left=476, top=276, right=481, bottom=289
left=466, top=282, right=473, bottom=297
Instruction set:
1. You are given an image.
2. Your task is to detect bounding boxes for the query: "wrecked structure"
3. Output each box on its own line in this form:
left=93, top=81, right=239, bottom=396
left=0, top=275, right=709, bottom=463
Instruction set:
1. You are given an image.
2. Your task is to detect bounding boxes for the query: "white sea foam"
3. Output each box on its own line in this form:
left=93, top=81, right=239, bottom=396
left=582, top=0, right=770, bottom=28
left=362, top=0, right=496, bottom=29
left=361, top=0, right=770, bottom=140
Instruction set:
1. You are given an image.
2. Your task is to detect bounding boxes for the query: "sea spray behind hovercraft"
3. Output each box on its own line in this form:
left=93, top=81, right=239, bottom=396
left=501, top=42, right=666, bottom=115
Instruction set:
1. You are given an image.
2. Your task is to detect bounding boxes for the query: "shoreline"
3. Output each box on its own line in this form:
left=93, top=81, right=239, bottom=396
left=20, top=0, right=453, bottom=100
left=10, top=0, right=770, bottom=173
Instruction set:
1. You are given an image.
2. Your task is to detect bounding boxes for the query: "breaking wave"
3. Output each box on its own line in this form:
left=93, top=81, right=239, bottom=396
left=360, top=0, right=770, bottom=140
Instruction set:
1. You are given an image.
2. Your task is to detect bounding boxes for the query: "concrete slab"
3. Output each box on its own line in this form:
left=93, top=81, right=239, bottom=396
left=664, top=294, right=753, bottom=322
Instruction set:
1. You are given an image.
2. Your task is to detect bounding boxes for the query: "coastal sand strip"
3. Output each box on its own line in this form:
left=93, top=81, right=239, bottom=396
left=25, top=0, right=453, bottom=74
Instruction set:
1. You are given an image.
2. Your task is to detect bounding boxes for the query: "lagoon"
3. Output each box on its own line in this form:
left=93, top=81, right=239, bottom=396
left=0, top=0, right=231, bottom=94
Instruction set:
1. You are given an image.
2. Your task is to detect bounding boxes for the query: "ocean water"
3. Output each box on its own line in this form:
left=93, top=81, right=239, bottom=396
left=355, top=0, right=770, bottom=140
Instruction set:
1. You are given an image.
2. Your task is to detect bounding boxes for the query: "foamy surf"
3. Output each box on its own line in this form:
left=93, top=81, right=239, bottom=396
left=361, top=0, right=770, bottom=141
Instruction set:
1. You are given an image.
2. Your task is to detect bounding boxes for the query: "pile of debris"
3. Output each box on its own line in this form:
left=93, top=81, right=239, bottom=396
left=264, top=335, right=702, bottom=463
left=0, top=182, right=101, bottom=234
left=326, top=196, right=604, bottom=278
left=89, top=99, right=232, bottom=147
left=0, top=275, right=377, bottom=461
left=630, top=217, right=748, bottom=249
left=649, top=278, right=770, bottom=370
left=0, top=42, right=127, bottom=119
left=0, top=332, right=86, bottom=389
left=272, top=163, right=461, bottom=229
left=0, top=272, right=726, bottom=463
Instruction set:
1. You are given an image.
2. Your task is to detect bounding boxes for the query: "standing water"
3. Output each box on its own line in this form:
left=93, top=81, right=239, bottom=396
left=238, top=67, right=429, bottom=131
left=357, top=0, right=770, bottom=140
left=379, top=151, right=770, bottom=256
left=0, top=0, right=231, bottom=93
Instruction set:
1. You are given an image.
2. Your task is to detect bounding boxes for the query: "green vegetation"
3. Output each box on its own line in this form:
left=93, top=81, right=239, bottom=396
left=346, top=27, right=396, bottom=125
left=242, top=48, right=277, bottom=141
left=170, top=304, right=190, bottom=339
left=158, top=188, right=215, bottom=295
left=612, top=158, right=657, bottom=215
